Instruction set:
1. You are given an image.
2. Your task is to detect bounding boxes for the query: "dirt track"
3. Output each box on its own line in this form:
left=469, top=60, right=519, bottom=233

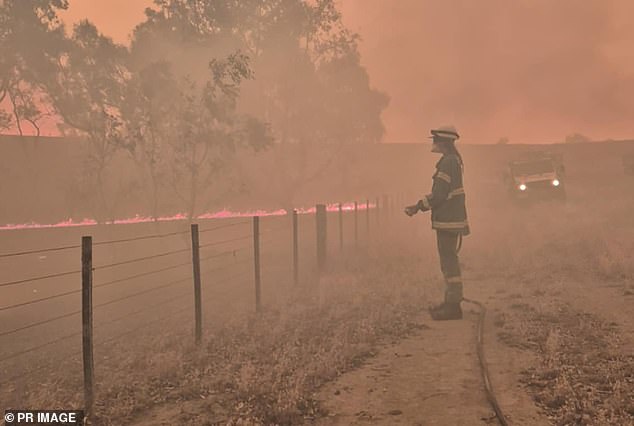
left=312, top=287, right=548, bottom=426
left=313, top=274, right=633, bottom=426
left=313, top=311, right=511, bottom=425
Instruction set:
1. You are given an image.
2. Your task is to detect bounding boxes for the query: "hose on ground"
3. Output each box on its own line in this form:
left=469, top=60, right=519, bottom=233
left=462, top=297, right=510, bottom=426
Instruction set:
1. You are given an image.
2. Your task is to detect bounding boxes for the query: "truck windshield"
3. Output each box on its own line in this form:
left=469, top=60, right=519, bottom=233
left=511, top=159, right=555, bottom=175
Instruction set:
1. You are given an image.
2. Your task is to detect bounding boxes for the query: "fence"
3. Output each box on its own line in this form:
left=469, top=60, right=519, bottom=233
left=0, top=194, right=412, bottom=417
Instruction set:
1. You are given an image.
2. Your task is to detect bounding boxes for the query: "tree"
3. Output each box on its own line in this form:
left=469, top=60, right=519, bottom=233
left=131, top=0, right=388, bottom=210
left=2, top=0, right=385, bottom=221
left=121, top=50, right=268, bottom=221
left=0, top=0, right=69, bottom=137
left=166, top=52, right=262, bottom=220
left=44, top=21, right=129, bottom=221
left=565, top=133, right=591, bottom=144
left=0, top=1, right=131, bottom=220
left=119, top=61, right=178, bottom=221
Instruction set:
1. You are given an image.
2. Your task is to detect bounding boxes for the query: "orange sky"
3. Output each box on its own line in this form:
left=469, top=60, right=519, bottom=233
left=60, top=0, right=150, bottom=44
left=52, top=1, right=634, bottom=143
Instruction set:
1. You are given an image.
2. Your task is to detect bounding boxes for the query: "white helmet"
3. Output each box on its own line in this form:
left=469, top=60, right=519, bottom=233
left=430, top=125, right=460, bottom=140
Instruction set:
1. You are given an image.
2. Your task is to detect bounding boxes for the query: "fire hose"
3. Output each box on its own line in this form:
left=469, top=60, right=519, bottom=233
left=462, top=297, right=510, bottom=426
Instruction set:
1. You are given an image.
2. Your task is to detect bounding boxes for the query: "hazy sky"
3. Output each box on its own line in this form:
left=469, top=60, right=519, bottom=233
left=59, top=0, right=634, bottom=143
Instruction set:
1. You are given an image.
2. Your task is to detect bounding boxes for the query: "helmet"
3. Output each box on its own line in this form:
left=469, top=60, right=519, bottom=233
left=430, top=125, right=460, bottom=141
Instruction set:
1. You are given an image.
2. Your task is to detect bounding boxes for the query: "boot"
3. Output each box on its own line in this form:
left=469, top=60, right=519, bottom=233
left=429, top=302, right=463, bottom=320
left=429, top=300, right=446, bottom=312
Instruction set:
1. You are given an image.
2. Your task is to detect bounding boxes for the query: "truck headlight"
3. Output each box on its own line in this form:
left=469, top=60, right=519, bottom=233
left=552, top=179, right=560, bottom=187
left=519, top=184, right=527, bottom=191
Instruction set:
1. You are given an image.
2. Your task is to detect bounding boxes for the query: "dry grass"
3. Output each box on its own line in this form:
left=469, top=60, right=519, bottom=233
left=471, top=170, right=634, bottom=425
left=464, top=195, right=634, bottom=291
left=500, top=303, right=634, bottom=425
left=3, top=246, right=432, bottom=425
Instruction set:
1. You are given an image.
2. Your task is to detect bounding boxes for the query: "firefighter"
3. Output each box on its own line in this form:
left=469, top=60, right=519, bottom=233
left=404, top=125, right=470, bottom=320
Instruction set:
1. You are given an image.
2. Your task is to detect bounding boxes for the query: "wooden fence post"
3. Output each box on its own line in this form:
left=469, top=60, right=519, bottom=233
left=366, top=199, right=370, bottom=239
left=316, top=204, right=327, bottom=271
left=354, top=201, right=359, bottom=248
left=292, top=210, right=298, bottom=286
left=253, top=216, right=261, bottom=312
left=190, top=224, right=202, bottom=345
left=81, top=236, right=94, bottom=419
left=374, top=197, right=378, bottom=230
left=338, top=203, right=343, bottom=251
left=382, top=194, right=389, bottom=227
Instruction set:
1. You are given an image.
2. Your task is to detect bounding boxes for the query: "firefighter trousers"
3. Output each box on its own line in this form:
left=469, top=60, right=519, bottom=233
left=436, top=230, right=463, bottom=304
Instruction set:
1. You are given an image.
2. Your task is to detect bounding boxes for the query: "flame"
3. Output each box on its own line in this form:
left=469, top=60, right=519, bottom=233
left=0, top=202, right=375, bottom=231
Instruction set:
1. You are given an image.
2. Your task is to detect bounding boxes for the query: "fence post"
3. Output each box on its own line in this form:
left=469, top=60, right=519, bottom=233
left=382, top=194, right=389, bottom=226
left=292, top=210, right=298, bottom=286
left=81, top=236, right=94, bottom=419
left=374, top=197, right=378, bottom=231
left=354, top=201, right=359, bottom=248
left=366, top=199, right=370, bottom=240
left=190, top=224, right=202, bottom=345
left=338, top=203, right=343, bottom=251
left=316, top=204, right=327, bottom=271
left=253, top=216, right=261, bottom=312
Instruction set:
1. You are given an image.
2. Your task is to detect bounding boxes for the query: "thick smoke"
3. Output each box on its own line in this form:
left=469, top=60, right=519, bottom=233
left=339, top=0, right=634, bottom=142
left=41, top=0, right=634, bottom=143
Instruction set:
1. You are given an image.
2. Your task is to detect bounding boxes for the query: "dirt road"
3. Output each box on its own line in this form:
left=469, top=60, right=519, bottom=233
left=313, top=270, right=633, bottom=426
left=312, top=299, right=547, bottom=425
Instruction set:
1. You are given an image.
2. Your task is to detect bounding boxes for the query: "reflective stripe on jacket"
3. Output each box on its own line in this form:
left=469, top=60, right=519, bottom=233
left=418, top=153, right=470, bottom=235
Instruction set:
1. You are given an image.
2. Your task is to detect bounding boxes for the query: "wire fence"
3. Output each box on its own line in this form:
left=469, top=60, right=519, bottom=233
left=0, top=196, right=404, bottom=417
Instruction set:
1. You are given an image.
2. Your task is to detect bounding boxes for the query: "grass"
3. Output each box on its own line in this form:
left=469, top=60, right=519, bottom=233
left=3, top=244, right=433, bottom=425
left=500, top=303, right=634, bottom=425
left=464, top=195, right=634, bottom=291
left=471, top=186, right=634, bottom=425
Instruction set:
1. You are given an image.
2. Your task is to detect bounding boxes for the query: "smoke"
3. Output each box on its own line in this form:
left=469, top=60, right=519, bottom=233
left=340, top=0, right=634, bottom=142
left=39, top=0, right=634, bottom=143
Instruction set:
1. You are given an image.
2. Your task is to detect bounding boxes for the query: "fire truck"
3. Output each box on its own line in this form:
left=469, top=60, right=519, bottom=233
left=504, top=153, right=566, bottom=202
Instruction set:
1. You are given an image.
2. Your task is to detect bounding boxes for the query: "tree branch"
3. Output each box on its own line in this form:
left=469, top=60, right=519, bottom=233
left=25, top=117, right=40, bottom=137
left=16, top=87, right=42, bottom=138
left=8, top=90, right=23, bottom=136
left=53, top=102, right=90, bottom=133
left=36, top=81, right=92, bottom=133
left=0, top=77, right=8, bottom=104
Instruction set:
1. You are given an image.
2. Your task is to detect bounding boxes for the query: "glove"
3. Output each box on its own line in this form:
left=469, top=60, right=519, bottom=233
left=404, top=204, right=419, bottom=217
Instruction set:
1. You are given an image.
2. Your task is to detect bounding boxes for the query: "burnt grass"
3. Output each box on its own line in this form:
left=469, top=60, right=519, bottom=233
left=497, top=302, right=634, bottom=425
left=4, top=251, right=427, bottom=425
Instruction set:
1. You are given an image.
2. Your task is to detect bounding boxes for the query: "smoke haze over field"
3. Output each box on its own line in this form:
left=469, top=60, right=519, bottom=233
left=27, top=1, right=634, bottom=143
left=338, top=0, right=634, bottom=143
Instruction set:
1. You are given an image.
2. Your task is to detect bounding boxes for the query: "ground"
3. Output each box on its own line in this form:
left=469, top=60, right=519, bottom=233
left=1, top=143, right=633, bottom=425
left=311, top=273, right=633, bottom=426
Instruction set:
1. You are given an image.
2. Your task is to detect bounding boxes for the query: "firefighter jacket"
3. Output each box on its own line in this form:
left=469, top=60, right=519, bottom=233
left=417, top=153, right=470, bottom=235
